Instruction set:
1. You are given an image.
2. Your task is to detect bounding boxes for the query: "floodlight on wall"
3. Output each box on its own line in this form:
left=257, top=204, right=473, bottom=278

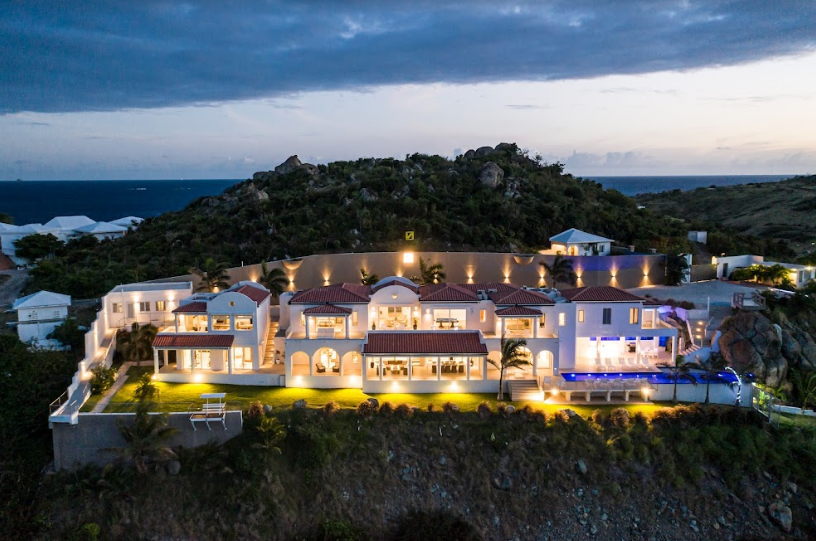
left=403, top=252, right=414, bottom=264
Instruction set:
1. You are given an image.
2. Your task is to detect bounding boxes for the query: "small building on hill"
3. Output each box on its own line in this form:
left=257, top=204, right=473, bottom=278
left=548, top=228, right=614, bottom=256
left=12, top=290, right=72, bottom=348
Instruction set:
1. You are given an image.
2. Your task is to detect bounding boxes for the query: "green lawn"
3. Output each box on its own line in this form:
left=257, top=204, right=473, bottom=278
left=779, top=412, right=816, bottom=431
left=90, top=366, right=669, bottom=416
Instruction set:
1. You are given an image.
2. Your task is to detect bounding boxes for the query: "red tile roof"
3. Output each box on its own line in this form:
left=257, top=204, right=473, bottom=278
left=459, top=282, right=519, bottom=293
left=490, top=288, right=554, bottom=305
left=494, top=306, right=543, bottom=317
left=290, top=283, right=371, bottom=304
left=419, top=283, right=478, bottom=302
left=302, top=304, right=353, bottom=315
left=559, top=286, right=645, bottom=303
left=234, top=284, right=270, bottom=305
left=362, top=331, right=487, bottom=355
left=371, top=278, right=419, bottom=293
left=172, top=301, right=208, bottom=313
left=153, top=334, right=234, bottom=348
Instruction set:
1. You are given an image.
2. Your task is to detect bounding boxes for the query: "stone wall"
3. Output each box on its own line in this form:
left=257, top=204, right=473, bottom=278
left=52, top=411, right=243, bottom=471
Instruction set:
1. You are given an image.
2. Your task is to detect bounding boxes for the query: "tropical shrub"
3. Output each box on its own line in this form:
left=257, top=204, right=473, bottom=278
left=90, top=365, right=116, bottom=395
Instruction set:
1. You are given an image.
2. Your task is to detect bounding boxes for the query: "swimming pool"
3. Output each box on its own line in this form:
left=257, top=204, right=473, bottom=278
left=559, top=370, right=749, bottom=385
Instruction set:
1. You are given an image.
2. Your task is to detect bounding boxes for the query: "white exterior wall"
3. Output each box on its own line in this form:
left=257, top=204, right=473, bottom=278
left=205, top=291, right=266, bottom=369
left=712, top=255, right=764, bottom=279
left=551, top=241, right=611, bottom=256
left=16, top=304, right=69, bottom=347
left=105, top=287, right=190, bottom=328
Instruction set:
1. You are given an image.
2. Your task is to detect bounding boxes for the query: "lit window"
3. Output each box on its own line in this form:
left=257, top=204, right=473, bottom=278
left=602, top=308, right=612, bottom=325
left=235, top=315, right=253, bottom=330
left=138, top=302, right=150, bottom=312
left=352, top=311, right=358, bottom=325
left=300, top=313, right=305, bottom=326
left=578, top=310, right=584, bottom=323
left=479, top=310, right=486, bottom=322
left=558, top=313, right=565, bottom=327
left=155, top=300, right=166, bottom=312
left=112, top=303, right=123, bottom=314
left=212, top=315, right=230, bottom=331
left=539, top=314, right=546, bottom=328
left=630, top=308, right=639, bottom=325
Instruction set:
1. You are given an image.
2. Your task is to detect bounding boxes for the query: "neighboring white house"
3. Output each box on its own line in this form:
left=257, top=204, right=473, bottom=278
left=687, top=231, right=708, bottom=244
left=0, top=215, right=142, bottom=265
left=546, top=228, right=614, bottom=256
left=72, top=221, right=129, bottom=241
left=110, top=216, right=144, bottom=229
left=12, top=290, right=72, bottom=349
left=712, top=254, right=815, bottom=288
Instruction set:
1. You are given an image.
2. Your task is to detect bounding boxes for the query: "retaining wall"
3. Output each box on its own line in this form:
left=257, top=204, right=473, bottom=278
left=52, top=411, right=243, bottom=471
left=159, top=252, right=667, bottom=302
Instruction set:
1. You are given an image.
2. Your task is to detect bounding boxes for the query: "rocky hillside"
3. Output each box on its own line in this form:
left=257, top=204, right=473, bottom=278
left=635, top=175, right=816, bottom=256
left=28, top=143, right=688, bottom=297
left=35, top=405, right=816, bottom=541
left=718, top=310, right=816, bottom=388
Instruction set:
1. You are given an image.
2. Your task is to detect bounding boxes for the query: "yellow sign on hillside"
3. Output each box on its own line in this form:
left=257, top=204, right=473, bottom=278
left=405, top=231, right=415, bottom=241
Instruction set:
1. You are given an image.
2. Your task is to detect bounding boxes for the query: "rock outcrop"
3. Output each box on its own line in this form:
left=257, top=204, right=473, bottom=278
left=717, top=310, right=816, bottom=387
left=275, top=155, right=303, bottom=175
left=478, top=162, right=504, bottom=188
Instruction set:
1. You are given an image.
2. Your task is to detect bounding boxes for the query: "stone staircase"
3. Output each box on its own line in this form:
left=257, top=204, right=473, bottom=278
left=509, top=379, right=542, bottom=402
left=680, top=343, right=701, bottom=358
left=263, top=321, right=279, bottom=365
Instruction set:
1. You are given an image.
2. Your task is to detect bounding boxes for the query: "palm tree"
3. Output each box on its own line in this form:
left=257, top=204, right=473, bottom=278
left=118, top=323, right=158, bottom=367
left=133, top=372, right=159, bottom=402
left=658, top=356, right=696, bottom=403
left=418, top=257, right=446, bottom=285
left=259, top=261, right=288, bottom=297
left=665, top=253, right=690, bottom=286
left=793, top=370, right=816, bottom=414
left=190, top=257, right=230, bottom=292
left=687, top=356, right=729, bottom=405
left=360, top=268, right=379, bottom=286
left=487, top=337, right=531, bottom=401
left=540, top=255, right=578, bottom=288
left=117, top=401, right=178, bottom=474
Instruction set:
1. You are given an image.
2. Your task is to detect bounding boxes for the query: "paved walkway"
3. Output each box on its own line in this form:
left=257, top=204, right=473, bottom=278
left=91, top=361, right=134, bottom=413
left=627, top=280, right=762, bottom=307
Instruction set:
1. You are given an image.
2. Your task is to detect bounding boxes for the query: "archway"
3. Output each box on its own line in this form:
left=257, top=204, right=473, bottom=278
left=291, top=351, right=309, bottom=376
left=342, top=351, right=362, bottom=376
left=536, top=350, right=554, bottom=375
left=312, top=348, right=340, bottom=375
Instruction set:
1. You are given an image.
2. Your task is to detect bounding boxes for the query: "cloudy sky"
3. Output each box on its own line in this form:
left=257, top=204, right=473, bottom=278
left=1, top=1, right=815, bottom=180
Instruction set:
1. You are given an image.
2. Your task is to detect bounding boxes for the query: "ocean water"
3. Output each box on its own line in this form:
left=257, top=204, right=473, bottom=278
left=588, top=174, right=793, bottom=196
left=0, top=179, right=240, bottom=225
left=0, top=175, right=797, bottom=225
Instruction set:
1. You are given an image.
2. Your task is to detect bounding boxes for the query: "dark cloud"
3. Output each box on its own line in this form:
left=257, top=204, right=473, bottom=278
left=1, top=1, right=815, bottom=113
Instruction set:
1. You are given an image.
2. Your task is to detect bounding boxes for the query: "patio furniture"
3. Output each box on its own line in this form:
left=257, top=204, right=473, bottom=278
left=316, top=363, right=326, bottom=373
left=189, top=393, right=226, bottom=431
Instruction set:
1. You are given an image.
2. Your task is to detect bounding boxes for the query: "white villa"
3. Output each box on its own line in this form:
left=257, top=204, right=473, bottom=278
left=713, top=254, right=815, bottom=289
left=12, top=290, right=72, bottom=349
left=0, top=215, right=141, bottom=265
left=129, top=275, right=681, bottom=394
left=546, top=228, right=613, bottom=256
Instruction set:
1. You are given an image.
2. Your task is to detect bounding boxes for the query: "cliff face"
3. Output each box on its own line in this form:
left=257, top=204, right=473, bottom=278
left=718, top=310, right=816, bottom=387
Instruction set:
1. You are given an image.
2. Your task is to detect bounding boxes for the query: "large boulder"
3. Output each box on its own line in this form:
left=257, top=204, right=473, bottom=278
left=478, top=162, right=505, bottom=188
left=718, top=311, right=788, bottom=387
left=275, top=155, right=303, bottom=175
left=474, top=146, right=496, bottom=157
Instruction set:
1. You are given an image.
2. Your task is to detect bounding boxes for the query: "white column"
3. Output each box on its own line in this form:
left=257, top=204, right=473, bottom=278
left=533, top=317, right=539, bottom=338
left=191, top=350, right=196, bottom=374
left=174, top=314, right=179, bottom=333
left=345, top=315, right=350, bottom=339
left=408, top=357, right=412, bottom=381
left=501, top=318, right=506, bottom=337
left=153, top=349, right=159, bottom=375
left=436, top=357, right=441, bottom=381
left=309, top=352, right=314, bottom=376
left=339, top=352, right=344, bottom=376
left=466, top=356, right=470, bottom=381
left=305, top=316, right=311, bottom=339
left=177, top=350, right=183, bottom=371
left=228, top=348, right=233, bottom=375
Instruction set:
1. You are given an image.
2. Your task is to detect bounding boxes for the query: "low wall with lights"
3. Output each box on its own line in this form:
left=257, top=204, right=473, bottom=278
left=164, top=252, right=666, bottom=302
left=362, top=378, right=498, bottom=394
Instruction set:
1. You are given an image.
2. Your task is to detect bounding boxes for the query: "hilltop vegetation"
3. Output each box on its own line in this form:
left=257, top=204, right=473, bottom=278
left=635, top=175, right=816, bottom=258
left=28, top=143, right=689, bottom=297
left=36, top=404, right=816, bottom=541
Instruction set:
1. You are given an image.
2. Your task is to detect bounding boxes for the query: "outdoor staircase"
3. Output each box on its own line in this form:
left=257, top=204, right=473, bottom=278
left=263, top=321, right=279, bottom=365
left=509, top=379, right=542, bottom=402
left=680, top=343, right=701, bottom=359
